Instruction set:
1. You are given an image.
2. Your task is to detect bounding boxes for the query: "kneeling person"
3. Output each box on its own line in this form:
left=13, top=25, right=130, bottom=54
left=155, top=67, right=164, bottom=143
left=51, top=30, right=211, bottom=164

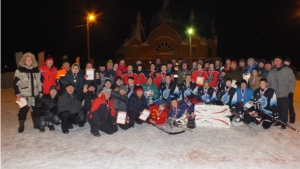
left=168, top=97, right=195, bottom=127
left=148, top=100, right=169, bottom=125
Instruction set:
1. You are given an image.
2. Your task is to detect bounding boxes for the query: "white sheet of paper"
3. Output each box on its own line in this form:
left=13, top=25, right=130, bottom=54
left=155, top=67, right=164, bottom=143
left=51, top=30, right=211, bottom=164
left=243, top=73, right=250, bottom=82
left=116, top=111, right=127, bottom=124
left=231, top=80, right=237, bottom=88
left=139, top=109, right=150, bottom=121
left=196, top=76, right=204, bottom=85
left=86, top=69, right=94, bottom=80
left=15, top=98, right=27, bottom=108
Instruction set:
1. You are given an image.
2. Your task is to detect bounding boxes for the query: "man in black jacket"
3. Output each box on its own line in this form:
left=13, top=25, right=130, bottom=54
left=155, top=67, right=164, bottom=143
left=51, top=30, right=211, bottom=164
left=58, top=83, right=85, bottom=134
left=36, top=85, right=60, bottom=132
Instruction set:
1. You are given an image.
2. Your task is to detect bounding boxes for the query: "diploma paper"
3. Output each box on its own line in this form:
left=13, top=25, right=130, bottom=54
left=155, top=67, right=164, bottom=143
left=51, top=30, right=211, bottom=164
left=196, top=76, right=204, bottom=85
left=86, top=69, right=94, bottom=80
left=243, top=73, right=250, bottom=83
left=231, top=79, right=237, bottom=88
left=139, top=109, right=150, bottom=121
left=116, top=111, right=127, bottom=124
left=15, top=98, right=27, bottom=108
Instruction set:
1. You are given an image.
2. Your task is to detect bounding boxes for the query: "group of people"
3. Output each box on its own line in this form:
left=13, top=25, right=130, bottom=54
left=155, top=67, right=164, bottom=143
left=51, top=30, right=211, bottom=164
left=13, top=52, right=296, bottom=137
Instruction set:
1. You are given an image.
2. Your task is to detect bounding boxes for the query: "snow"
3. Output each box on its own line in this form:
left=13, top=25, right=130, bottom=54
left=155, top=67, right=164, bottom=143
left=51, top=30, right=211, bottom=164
left=2, top=80, right=300, bottom=169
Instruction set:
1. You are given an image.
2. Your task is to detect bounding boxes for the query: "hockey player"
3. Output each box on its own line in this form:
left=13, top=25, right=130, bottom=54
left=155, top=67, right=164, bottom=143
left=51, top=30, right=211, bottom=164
left=191, top=62, right=209, bottom=87
left=148, top=100, right=169, bottom=125
left=197, top=80, right=217, bottom=104
left=216, top=78, right=237, bottom=112
left=122, top=64, right=139, bottom=85
left=158, top=73, right=177, bottom=102
left=126, top=77, right=138, bottom=98
left=252, top=78, right=278, bottom=129
left=175, top=74, right=198, bottom=101
left=168, top=97, right=195, bottom=127
left=207, top=62, right=220, bottom=89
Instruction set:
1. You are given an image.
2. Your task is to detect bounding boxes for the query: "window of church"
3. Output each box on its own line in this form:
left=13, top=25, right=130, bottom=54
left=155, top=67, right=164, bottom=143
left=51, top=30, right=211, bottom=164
left=132, top=48, right=138, bottom=55
left=155, top=42, right=174, bottom=54
left=192, top=48, right=197, bottom=55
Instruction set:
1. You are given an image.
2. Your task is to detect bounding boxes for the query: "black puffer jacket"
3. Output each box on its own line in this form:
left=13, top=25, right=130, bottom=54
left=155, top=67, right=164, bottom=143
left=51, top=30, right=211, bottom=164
left=58, top=92, right=84, bottom=114
left=111, top=91, right=128, bottom=113
left=36, top=94, right=58, bottom=116
left=127, top=94, right=148, bottom=114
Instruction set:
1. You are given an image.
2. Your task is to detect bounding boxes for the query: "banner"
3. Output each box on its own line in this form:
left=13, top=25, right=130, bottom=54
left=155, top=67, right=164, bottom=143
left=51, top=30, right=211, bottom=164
left=15, top=51, right=23, bottom=68
left=76, top=56, right=80, bottom=65
left=38, top=51, right=45, bottom=67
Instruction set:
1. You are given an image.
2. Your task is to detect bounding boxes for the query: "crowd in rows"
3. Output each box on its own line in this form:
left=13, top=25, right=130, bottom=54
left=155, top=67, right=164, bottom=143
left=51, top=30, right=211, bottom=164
left=13, top=52, right=297, bottom=136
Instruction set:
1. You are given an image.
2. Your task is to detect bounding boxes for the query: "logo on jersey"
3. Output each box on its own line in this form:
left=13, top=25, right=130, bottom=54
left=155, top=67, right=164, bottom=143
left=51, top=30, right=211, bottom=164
left=163, top=89, right=170, bottom=99
left=184, top=90, right=191, bottom=97
left=222, top=94, right=229, bottom=104
left=258, top=96, right=268, bottom=108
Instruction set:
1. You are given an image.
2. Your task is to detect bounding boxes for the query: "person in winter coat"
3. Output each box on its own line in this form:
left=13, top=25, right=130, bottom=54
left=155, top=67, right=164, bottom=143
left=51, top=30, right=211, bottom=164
left=118, top=59, right=127, bottom=73
left=223, top=60, right=243, bottom=86
left=122, top=64, right=139, bottom=85
left=197, top=80, right=217, bottom=104
left=148, top=100, right=169, bottom=125
left=13, top=52, right=43, bottom=133
left=135, top=64, right=147, bottom=85
left=168, top=97, right=195, bottom=120
left=64, top=63, right=85, bottom=95
left=39, top=56, right=57, bottom=94
left=141, top=77, right=160, bottom=106
left=36, top=86, right=60, bottom=132
left=96, top=62, right=113, bottom=93
left=216, top=78, right=237, bottom=110
left=88, top=87, right=118, bottom=137
left=248, top=68, right=261, bottom=91
left=267, top=56, right=296, bottom=129
left=175, top=74, right=198, bottom=101
left=191, top=62, right=209, bottom=87
left=111, top=85, right=131, bottom=130
left=58, top=83, right=85, bottom=134
left=81, top=82, right=98, bottom=127
left=83, top=62, right=101, bottom=87
left=245, top=58, right=258, bottom=75
left=177, top=61, right=191, bottom=84
left=158, top=74, right=177, bottom=103
left=112, top=76, right=123, bottom=91
left=56, top=59, right=70, bottom=94
left=127, top=86, right=149, bottom=127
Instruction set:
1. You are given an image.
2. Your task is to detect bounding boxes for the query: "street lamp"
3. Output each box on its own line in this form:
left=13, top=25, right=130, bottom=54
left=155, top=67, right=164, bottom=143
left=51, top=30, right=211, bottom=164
left=188, top=28, right=194, bottom=66
left=87, top=14, right=95, bottom=62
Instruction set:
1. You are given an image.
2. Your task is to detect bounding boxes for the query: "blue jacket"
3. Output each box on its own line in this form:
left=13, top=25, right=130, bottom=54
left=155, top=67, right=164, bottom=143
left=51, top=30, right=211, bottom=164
left=127, top=94, right=148, bottom=115
left=168, top=100, right=194, bottom=118
left=245, top=63, right=258, bottom=74
left=236, top=87, right=253, bottom=105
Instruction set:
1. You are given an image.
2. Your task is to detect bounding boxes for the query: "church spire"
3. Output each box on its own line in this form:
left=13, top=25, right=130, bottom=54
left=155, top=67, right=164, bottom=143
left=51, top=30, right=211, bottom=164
left=211, top=20, right=218, bottom=47
left=130, top=10, right=146, bottom=42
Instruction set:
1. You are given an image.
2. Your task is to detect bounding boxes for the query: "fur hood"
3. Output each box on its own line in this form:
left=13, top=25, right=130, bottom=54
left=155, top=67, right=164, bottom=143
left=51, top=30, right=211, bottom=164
left=18, top=52, right=38, bottom=68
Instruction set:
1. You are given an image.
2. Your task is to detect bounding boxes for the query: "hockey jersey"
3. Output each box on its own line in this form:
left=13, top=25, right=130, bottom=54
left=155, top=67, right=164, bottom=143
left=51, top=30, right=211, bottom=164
left=197, top=87, right=217, bottom=104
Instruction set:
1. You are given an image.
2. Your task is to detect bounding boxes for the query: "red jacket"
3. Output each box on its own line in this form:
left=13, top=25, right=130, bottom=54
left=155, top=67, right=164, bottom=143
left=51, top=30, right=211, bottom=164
left=122, top=72, right=139, bottom=85
left=149, top=104, right=169, bottom=125
left=191, top=70, right=209, bottom=87
left=118, top=64, right=127, bottom=73
left=89, top=95, right=116, bottom=122
left=39, top=64, right=57, bottom=94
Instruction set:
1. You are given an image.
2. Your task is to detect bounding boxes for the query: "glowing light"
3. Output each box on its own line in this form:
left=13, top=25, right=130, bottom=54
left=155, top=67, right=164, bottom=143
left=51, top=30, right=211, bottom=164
left=188, top=28, right=194, bottom=35
left=88, top=14, right=95, bottom=21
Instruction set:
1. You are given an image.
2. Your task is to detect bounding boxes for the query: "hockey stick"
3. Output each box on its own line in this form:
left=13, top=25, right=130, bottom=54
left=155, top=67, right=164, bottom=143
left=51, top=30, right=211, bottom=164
left=259, top=108, right=300, bottom=134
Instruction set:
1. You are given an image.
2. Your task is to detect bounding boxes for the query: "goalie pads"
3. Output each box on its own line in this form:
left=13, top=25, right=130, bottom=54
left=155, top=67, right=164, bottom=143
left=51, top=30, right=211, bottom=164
left=195, top=116, right=231, bottom=128
left=194, top=104, right=231, bottom=117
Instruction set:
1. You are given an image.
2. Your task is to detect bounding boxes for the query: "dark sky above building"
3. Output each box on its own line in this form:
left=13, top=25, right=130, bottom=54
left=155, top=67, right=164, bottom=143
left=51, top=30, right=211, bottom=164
left=2, top=0, right=300, bottom=71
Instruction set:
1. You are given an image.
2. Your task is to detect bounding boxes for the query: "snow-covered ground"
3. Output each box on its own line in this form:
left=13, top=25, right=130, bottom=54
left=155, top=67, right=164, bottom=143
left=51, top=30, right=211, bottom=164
left=2, top=81, right=300, bottom=169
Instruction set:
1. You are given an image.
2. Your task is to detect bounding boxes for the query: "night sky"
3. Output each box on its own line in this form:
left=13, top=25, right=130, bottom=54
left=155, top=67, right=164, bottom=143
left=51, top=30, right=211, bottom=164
left=2, top=0, right=300, bottom=72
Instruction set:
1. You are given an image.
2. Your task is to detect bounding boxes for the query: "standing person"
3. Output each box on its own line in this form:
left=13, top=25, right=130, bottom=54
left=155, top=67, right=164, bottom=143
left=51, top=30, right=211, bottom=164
left=207, top=62, right=219, bottom=89
left=111, top=85, right=131, bottom=130
left=154, top=57, right=162, bottom=72
left=106, top=60, right=115, bottom=78
left=127, top=86, right=149, bottom=127
left=96, top=62, right=113, bottom=93
left=133, top=59, right=143, bottom=72
left=283, top=57, right=297, bottom=123
left=248, top=68, right=261, bottom=91
left=191, top=62, right=209, bottom=87
left=58, top=83, right=85, bottom=134
left=39, top=56, right=57, bottom=94
left=190, top=60, right=198, bottom=72
left=88, top=87, right=118, bottom=137
left=135, top=64, right=147, bottom=85
left=64, top=63, right=85, bottom=95
left=260, top=60, right=273, bottom=79
left=167, top=61, right=174, bottom=74
left=257, top=59, right=266, bottom=75
left=112, top=76, right=124, bottom=90
left=197, top=80, right=217, bottom=104
left=238, top=59, right=247, bottom=72
left=13, top=52, right=43, bottom=133
left=122, top=64, right=139, bottom=85
left=84, top=62, right=100, bottom=88
left=148, top=101, right=169, bottom=125
left=177, top=60, right=191, bottom=84
left=118, top=59, right=127, bottom=73
left=126, top=77, right=138, bottom=98
left=222, top=58, right=231, bottom=72
left=223, top=60, right=243, bottom=86
left=149, top=62, right=156, bottom=79
left=56, top=59, right=70, bottom=93
left=81, top=83, right=97, bottom=127
left=245, top=58, right=258, bottom=75
left=267, top=56, right=296, bottom=128
left=153, top=64, right=169, bottom=86
left=141, top=77, right=160, bottom=106
left=36, top=86, right=60, bottom=132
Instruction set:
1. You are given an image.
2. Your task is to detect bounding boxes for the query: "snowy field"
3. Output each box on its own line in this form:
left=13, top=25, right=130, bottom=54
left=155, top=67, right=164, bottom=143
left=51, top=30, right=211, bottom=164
left=2, top=81, right=300, bottom=169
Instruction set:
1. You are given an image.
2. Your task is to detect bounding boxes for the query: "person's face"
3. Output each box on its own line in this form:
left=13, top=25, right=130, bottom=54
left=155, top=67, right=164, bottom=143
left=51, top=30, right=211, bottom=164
left=147, top=78, right=153, bottom=84
left=259, top=62, right=264, bottom=68
left=248, top=61, right=253, bottom=67
left=230, top=63, right=237, bottom=69
left=172, top=59, right=176, bottom=64
left=165, top=76, right=171, bottom=84
left=204, top=82, right=209, bottom=88
left=46, top=60, right=53, bottom=68
left=185, top=75, right=191, bottom=83
left=182, top=63, right=187, bottom=70
left=161, top=65, right=167, bottom=72
left=116, top=79, right=123, bottom=85
left=265, top=64, right=272, bottom=71
left=105, top=81, right=111, bottom=88
left=159, top=105, right=165, bottom=111
left=136, top=61, right=141, bottom=65
left=113, top=63, right=118, bottom=69
left=138, top=66, right=142, bottom=72
left=156, top=59, right=161, bottom=64
left=274, top=58, right=282, bottom=68
left=86, top=63, right=93, bottom=69
left=128, top=79, right=134, bottom=85
left=99, top=66, right=105, bottom=71
left=225, top=81, right=232, bottom=87
left=66, top=86, right=75, bottom=94
left=120, top=60, right=125, bottom=65
left=204, top=63, right=209, bottom=68
left=104, top=92, right=111, bottom=100
left=226, top=60, right=231, bottom=66
left=25, top=57, right=33, bottom=66
left=88, top=86, right=95, bottom=91
left=49, top=90, right=57, bottom=98
left=127, top=66, right=133, bottom=72
left=252, top=70, right=257, bottom=76
left=192, top=62, right=197, bottom=67
left=150, top=64, right=155, bottom=70
left=171, top=100, right=178, bottom=108
left=239, top=62, right=245, bottom=67
left=63, top=62, right=70, bottom=69
left=167, top=64, right=172, bottom=69
left=107, top=63, right=113, bottom=69
left=260, top=81, right=267, bottom=89
left=136, top=90, right=143, bottom=97
left=197, top=64, right=202, bottom=70
left=241, top=83, right=246, bottom=89
left=72, top=66, right=80, bottom=73
left=209, top=64, right=214, bottom=70
left=119, top=89, right=126, bottom=95
left=284, top=61, right=290, bottom=66
left=215, top=61, right=220, bottom=67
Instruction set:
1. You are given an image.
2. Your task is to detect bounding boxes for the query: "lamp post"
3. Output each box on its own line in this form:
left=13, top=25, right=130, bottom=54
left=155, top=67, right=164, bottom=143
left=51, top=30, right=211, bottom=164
left=87, top=14, right=95, bottom=62
left=188, top=28, right=194, bottom=66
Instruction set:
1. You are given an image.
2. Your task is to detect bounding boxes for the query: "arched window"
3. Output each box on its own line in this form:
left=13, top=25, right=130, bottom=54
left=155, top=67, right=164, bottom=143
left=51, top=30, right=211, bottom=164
left=155, top=42, right=174, bottom=54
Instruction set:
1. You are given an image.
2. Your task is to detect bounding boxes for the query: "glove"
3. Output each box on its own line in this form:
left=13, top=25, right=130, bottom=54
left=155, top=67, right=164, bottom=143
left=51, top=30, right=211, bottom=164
left=113, top=123, right=118, bottom=132
left=231, top=107, right=236, bottom=115
left=272, top=112, right=279, bottom=121
left=254, top=101, right=260, bottom=110
left=288, top=93, right=293, bottom=100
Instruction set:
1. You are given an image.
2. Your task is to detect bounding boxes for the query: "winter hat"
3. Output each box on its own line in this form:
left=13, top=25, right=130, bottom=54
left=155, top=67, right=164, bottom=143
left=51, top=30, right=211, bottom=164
left=240, top=79, right=248, bottom=85
left=107, top=60, right=113, bottom=65
left=71, top=63, right=80, bottom=70
left=239, top=58, right=246, bottom=63
left=160, top=100, right=167, bottom=107
left=65, top=83, right=75, bottom=88
left=88, top=82, right=96, bottom=88
left=247, top=58, right=255, bottom=63
left=265, top=60, right=272, bottom=65
left=258, top=59, right=265, bottom=64
left=272, top=56, right=282, bottom=61
left=45, top=55, right=54, bottom=63
left=119, top=84, right=128, bottom=93
left=101, top=87, right=112, bottom=94
left=134, top=86, right=144, bottom=94
left=104, top=79, right=112, bottom=84
left=231, top=60, right=237, bottom=65
left=283, top=57, right=291, bottom=62
left=225, top=77, right=232, bottom=83
left=98, top=62, right=106, bottom=67
left=49, top=85, right=58, bottom=92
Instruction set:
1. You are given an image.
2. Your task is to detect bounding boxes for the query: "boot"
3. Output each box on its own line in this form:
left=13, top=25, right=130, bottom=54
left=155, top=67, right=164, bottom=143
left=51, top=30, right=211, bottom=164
left=18, top=120, right=25, bottom=133
left=39, top=127, right=45, bottom=132
left=289, top=114, right=295, bottom=124
left=33, top=118, right=39, bottom=129
left=48, top=125, right=55, bottom=131
left=91, top=131, right=101, bottom=137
